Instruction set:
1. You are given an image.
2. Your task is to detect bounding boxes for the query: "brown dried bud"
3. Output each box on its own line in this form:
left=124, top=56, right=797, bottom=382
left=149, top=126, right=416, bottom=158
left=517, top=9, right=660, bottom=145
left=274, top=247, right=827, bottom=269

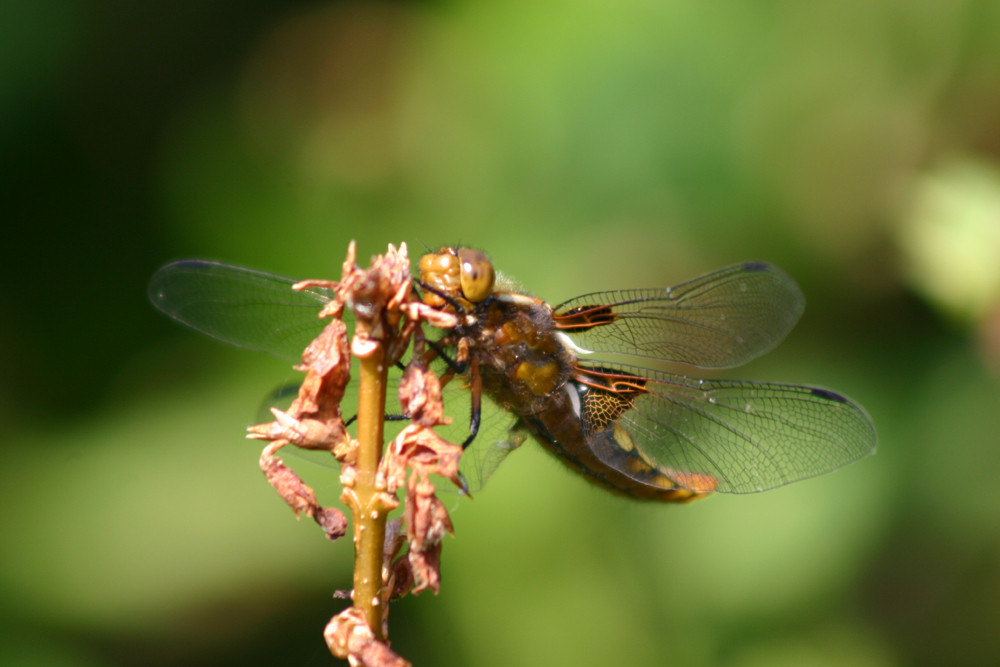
left=246, top=407, right=346, bottom=451
left=382, top=425, right=464, bottom=494
left=324, top=607, right=410, bottom=667
left=315, top=507, right=349, bottom=541
left=398, top=361, right=448, bottom=428
left=407, top=541, right=444, bottom=596
left=404, top=476, right=453, bottom=594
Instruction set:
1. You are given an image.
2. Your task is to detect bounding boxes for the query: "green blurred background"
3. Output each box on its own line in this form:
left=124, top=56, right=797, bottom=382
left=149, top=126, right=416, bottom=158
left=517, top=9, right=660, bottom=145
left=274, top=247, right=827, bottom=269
left=4, top=1, right=1000, bottom=665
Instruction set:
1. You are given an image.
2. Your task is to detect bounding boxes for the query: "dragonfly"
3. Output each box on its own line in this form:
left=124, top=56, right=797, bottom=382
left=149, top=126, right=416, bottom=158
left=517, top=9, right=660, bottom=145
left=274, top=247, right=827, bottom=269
left=149, top=248, right=876, bottom=502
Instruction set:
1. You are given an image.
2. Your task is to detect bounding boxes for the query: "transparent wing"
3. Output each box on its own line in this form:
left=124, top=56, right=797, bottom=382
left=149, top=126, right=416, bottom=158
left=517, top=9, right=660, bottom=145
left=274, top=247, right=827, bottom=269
left=554, top=262, right=805, bottom=369
left=457, top=397, right=524, bottom=493
left=150, top=261, right=518, bottom=492
left=149, top=260, right=334, bottom=361
left=586, top=363, right=877, bottom=494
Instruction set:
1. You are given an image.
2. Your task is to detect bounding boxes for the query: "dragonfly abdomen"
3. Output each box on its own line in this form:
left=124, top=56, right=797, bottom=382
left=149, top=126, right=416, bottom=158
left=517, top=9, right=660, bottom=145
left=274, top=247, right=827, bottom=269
left=521, top=382, right=713, bottom=503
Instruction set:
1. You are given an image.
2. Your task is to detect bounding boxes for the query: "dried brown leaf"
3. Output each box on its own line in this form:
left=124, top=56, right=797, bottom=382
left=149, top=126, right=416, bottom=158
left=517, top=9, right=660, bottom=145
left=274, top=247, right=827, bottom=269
left=259, top=442, right=347, bottom=540
left=407, top=540, right=444, bottom=595
left=402, top=476, right=454, bottom=595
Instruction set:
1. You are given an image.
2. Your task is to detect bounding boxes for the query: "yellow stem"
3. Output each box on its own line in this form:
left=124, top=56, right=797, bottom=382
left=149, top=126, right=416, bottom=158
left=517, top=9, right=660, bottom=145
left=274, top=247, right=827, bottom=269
left=353, top=343, right=389, bottom=640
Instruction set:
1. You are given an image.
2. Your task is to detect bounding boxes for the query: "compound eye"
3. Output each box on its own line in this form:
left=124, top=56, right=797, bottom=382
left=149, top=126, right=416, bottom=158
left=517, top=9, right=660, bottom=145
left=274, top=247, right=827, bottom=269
left=457, top=248, right=495, bottom=302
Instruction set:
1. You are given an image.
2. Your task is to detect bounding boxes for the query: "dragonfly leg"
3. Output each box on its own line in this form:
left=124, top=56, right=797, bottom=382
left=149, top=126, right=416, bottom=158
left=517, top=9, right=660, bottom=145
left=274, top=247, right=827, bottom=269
left=344, top=413, right=410, bottom=427
left=426, top=338, right=468, bottom=374
left=461, top=357, right=482, bottom=449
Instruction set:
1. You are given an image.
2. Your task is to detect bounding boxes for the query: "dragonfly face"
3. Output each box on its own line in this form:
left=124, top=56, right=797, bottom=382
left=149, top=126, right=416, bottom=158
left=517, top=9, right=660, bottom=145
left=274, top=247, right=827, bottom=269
left=150, top=249, right=876, bottom=502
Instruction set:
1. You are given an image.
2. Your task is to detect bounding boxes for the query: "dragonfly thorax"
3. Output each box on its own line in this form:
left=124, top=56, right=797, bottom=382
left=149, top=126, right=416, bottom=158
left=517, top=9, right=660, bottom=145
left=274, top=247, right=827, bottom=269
left=463, top=294, right=576, bottom=417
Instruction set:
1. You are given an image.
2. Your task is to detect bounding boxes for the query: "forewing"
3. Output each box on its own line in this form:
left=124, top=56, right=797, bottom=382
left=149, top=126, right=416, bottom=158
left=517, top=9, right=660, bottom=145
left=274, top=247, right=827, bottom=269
left=554, top=262, right=805, bottom=369
left=149, top=260, right=333, bottom=361
left=151, top=261, right=523, bottom=492
left=587, top=364, right=876, bottom=494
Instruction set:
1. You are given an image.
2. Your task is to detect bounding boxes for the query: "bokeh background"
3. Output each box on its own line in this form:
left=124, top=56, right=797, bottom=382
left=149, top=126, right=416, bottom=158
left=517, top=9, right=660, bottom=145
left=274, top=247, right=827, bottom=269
left=4, top=1, right=1000, bottom=665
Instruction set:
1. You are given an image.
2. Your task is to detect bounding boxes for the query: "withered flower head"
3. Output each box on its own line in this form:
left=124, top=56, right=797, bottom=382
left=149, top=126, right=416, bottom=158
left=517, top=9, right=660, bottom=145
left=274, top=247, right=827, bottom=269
left=246, top=243, right=466, bottom=663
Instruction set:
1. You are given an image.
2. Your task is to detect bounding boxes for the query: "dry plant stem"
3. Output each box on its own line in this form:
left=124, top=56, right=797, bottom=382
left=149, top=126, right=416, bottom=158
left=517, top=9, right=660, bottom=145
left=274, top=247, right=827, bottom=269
left=352, top=343, right=390, bottom=640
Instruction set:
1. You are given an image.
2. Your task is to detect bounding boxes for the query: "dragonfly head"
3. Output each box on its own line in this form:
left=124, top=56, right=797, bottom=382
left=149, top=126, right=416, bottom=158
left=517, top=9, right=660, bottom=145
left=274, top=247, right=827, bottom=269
left=418, top=247, right=495, bottom=310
